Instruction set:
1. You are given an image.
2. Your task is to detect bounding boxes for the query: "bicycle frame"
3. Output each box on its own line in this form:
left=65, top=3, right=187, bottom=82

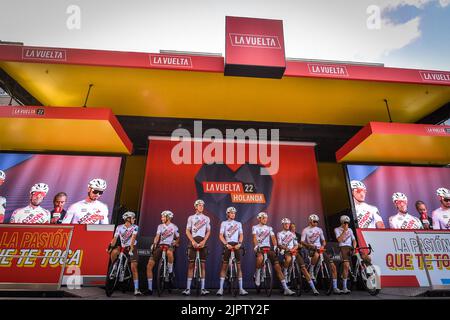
left=261, top=248, right=272, bottom=279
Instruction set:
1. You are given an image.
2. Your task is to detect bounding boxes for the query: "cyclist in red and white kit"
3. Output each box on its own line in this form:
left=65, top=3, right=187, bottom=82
left=107, top=211, right=141, bottom=296
left=183, top=199, right=211, bottom=296
left=432, top=187, right=450, bottom=230
left=350, top=180, right=385, bottom=229
left=216, top=207, right=248, bottom=296
left=301, top=214, right=341, bottom=294
left=277, top=218, right=319, bottom=295
left=146, top=210, right=179, bottom=295
left=10, top=183, right=51, bottom=224
left=253, top=212, right=295, bottom=296
left=389, top=192, right=423, bottom=229
left=62, top=178, right=109, bottom=224
left=334, top=215, right=356, bottom=294
left=0, top=170, right=6, bottom=223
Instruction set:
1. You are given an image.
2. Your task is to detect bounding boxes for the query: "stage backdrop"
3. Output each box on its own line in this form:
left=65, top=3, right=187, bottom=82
left=139, top=137, right=324, bottom=288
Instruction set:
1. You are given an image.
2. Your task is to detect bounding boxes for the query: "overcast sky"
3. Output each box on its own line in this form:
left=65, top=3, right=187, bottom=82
left=1, top=0, right=449, bottom=70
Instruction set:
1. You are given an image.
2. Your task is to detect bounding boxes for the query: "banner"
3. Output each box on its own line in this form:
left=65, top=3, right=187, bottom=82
left=357, top=229, right=450, bottom=288
left=140, top=137, right=323, bottom=288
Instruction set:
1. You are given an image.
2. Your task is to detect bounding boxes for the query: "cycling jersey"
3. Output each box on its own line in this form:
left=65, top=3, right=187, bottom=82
left=301, top=226, right=325, bottom=249
left=186, top=213, right=210, bottom=238
left=389, top=212, right=423, bottom=229
left=252, top=224, right=275, bottom=247
left=114, top=224, right=139, bottom=247
left=156, top=222, right=179, bottom=245
left=277, top=230, right=298, bottom=250
left=219, top=220, right=243, bottom=244
left=355, top=202, right=384, bottom=229
left=62, top=199, right=109, bottom=224
left=431, top=207, right=450, bottom=230
left=334, top=227, right=355, bottom=247
left=10, top=205, right=51, bottom=224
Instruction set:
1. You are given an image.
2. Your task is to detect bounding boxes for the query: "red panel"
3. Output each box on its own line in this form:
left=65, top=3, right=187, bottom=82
left=381, top=275, right=420, bottom=287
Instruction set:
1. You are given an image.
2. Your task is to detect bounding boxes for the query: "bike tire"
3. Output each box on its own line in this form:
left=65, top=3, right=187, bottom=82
left=194, top=261, right=201, bottom=296
left=293, top=264, right=302, bottom=296
left=320, top=264, right=333, bottom=296
left=230, top=263, right=239, bottom=297
left=157, top=258, right=165, bottom=297
left=105, top=259, right=120, bottom=297
left=264, top=261, right=273, bottom=297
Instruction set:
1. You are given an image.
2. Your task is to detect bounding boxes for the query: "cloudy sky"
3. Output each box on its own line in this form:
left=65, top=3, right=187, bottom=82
left=1, top=0, right=449, bottom=70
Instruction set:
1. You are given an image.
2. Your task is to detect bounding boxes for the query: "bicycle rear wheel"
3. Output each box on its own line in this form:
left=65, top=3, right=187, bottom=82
left=157, top=258, right=166, bottom=297
left=319, top=263, right=333, bottom=296
left=105, top=259, right=120, bottom=297
left=359, top=263, right=380, bottom=296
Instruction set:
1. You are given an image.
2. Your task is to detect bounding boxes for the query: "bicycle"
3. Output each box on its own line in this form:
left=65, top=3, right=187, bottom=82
left=310, top=248, right=333, bottom=295
left=105, top=246, right=133, bottom=297
left=156, top=244, right=175, bottom=296
left=255, top=247, right=273, bottom=297
left=284, top=249, right=302, bottom=296
left=224, top=246, right=245, bottom=297
left=346, top=244, right=381, bottom=296
left=191, top=247, right=203, bottom=296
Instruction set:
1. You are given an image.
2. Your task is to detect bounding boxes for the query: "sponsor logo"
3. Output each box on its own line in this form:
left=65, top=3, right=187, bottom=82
left=419, top=71, right=450, bottom=83
left=280, top=232, right=295, bottom=246
left=229, top=33, right=281, bottom=49
left=202, top=181, right=266, bottom=204
left=149, top=54, right=193, bottom=68
left=307, top=63, right=349, bottom=77
left=425, top=127, right=448, bottom=135
left=192, top=218, right=207, bottom=234
left=22, top=47, right=67, bottom=61
left=11, top=108, right=45, bottom=117
left=358, top=211, right=375, bottom=228
left=257, top=229, right=271, bottom=243
left=226, top=223, right=240, bottom=240
left=160, top=226, right=174, bottom=242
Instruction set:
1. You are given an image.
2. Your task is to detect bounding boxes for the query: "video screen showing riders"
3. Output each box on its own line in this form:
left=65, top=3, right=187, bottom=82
left=0, top=153, right=121, bottom=224
left=347, top=164, right=450, bottom=230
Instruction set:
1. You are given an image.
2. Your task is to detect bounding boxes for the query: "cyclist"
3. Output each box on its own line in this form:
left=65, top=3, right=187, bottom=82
left=389, top=192, right=423, bottom=229
left=216, top=207, right=248, bottom=296
left=432, top=188, right=450, bottom=230
left=10, top=183, right=51, bottom=224
left=252, top=212, right=295, bottom=296
left=301, top=214, right=342, bottom=294
left=0, top=170, right=6, bottom=223
left=277, top=218, right=319, bottom=295
left=182, top=199, right=211, bottom=296
left=107, top=211, right=141, bottom=296
left=146, top=210, right=179, bottom=295
left=350, top=180, right=385, bottom=229
left=334, top=215, right=356, bottom=294
left=62, top=178, right=109, bottom=224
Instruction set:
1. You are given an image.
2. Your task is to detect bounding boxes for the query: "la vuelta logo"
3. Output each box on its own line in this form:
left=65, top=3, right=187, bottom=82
left=229, top=33, right=281, bottom=49
left=22, top=47, right=67, bottom=61
left=149, top=54, right=193, bottom=68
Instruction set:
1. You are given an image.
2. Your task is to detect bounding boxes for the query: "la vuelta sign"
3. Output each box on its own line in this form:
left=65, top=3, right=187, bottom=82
left=229, top=33, right=281, bottom=49
left=149, top=54, right=193, bottom=68
left=22, top=47, right=67, bottom=61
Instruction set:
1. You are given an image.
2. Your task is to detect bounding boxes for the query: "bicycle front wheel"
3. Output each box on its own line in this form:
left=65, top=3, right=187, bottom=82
left=230, top=262, right=239, bottom=297
left=360, top=263, right=380, bottom=296
left=264, top=261, right=273, bottom=297
left=105, top=259, right=120, bottom=297
left=320, top=263, right=333, bottom=296
left=157, top=258, right=166, bottom=297
left=293, top=264, right=302, bottom=296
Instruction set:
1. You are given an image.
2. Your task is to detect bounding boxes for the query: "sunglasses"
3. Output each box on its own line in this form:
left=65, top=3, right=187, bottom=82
left=92, top=190, right=104, bottom=195
left=312, top=221, right=319, bottom=223
left=444, top=198, right=450, bottom=202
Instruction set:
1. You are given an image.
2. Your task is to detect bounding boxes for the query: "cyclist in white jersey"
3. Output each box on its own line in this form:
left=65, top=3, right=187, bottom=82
left=277, top=218, right=319, bottom=295
left=62, top=178, right=109, bottom=224
left=0, top=170, right=6, bottom=223
left=301, top=214, right=341, bottom=294
left=350, top=180, right=385, bottom=229
left=216, top=207, right=248, bottom=296
left=432, top=188, right=450, bottom=230
left=389, top=192, right=424, bottom=229
left=253, top=212, right=295, bottom=296
left=107, top=211, right=141, bottom=296
left=182, top=199, right=211, bottom=296
left=10, top=183, right=51, bottom=224
left=334, top=215, right=356, bottom=294
left=145, top=210, right=179, bottom=295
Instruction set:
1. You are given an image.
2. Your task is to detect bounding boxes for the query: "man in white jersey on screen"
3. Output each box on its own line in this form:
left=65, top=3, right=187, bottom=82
left=277, top=217, right=319, bottom=295
left=0, top=170, right=6, bottom=223
left=183, top=199, right=211, bottom=296
left=252, top=212, right=295, bottom=296
left=107, top=211, right=141, bottom=296
left=432, top=187, right=450, bottom=230
left=301, top=214, right=342, bottom=294
left=216, top=207, right=248, bottom=296
left=62, top=178, right=109, bottom=224
left=350, top=180, right=385, bottom=229
left=10, top=183, right=51, bottom=224
left=145, top=210, right=179, bottom=295
left=389, top=192, right=423, bottom=229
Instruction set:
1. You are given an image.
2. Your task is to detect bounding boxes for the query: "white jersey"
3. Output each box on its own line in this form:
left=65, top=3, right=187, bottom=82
left=10, top=205, right=51, bottom=224
left=277, top=230, right=298, bottom=250
left=355, top=202, right=384, bottom=229
left=334, top=227, right=356, bottom=247
left=114, top=224, right=139, bottom=247
left=389, top=212, right=423, bottom=230
left=62, top=199, right=109, bottom=224
left=220, top=220, right=243, bottom=244
left=301, top=226, right=325, bottom=249
left=432, top=207, right=450, bottom=230
left=157, top=222, right=179, bottom=245
left=252, top=224, right=275, bottom=248
left=186, top=213, right=210, bottom=238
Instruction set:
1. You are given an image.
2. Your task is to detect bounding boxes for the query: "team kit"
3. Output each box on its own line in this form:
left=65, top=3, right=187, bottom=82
left=0, top=170, right=449, bottom=297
